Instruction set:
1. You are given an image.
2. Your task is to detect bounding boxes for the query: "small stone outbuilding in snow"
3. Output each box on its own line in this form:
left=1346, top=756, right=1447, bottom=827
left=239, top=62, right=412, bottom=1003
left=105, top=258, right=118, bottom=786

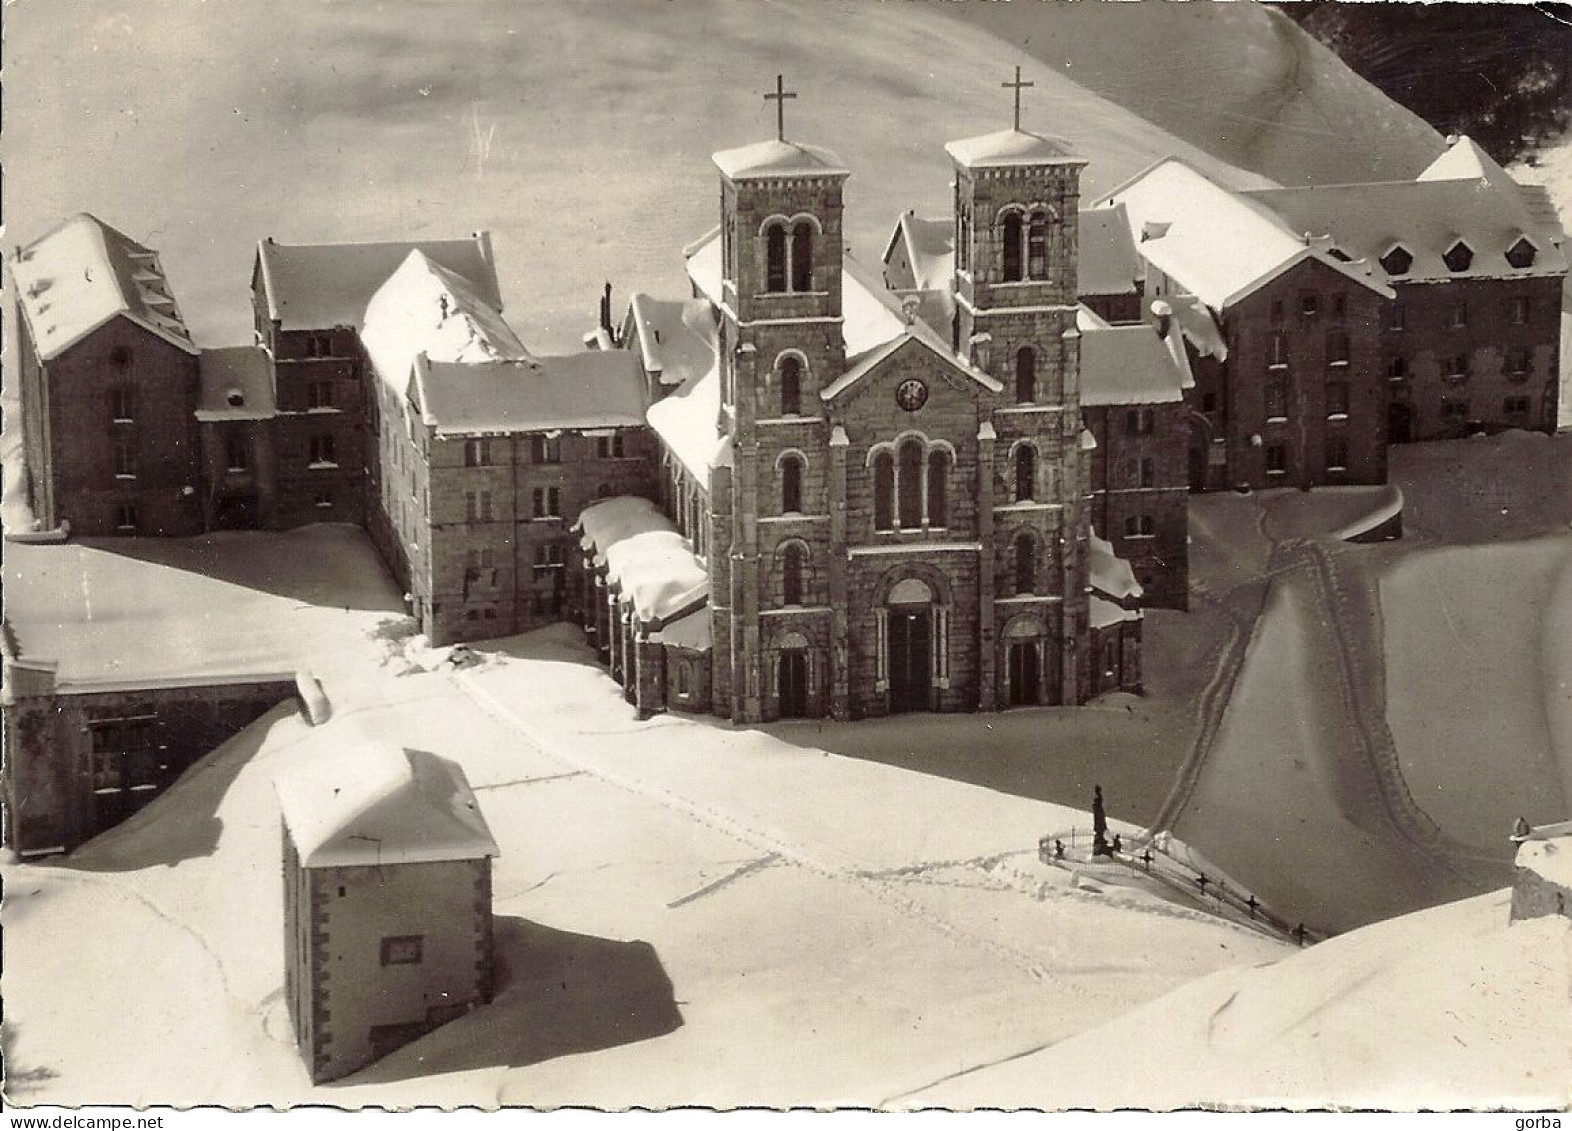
left=275, top=745, right=499, bottom=1084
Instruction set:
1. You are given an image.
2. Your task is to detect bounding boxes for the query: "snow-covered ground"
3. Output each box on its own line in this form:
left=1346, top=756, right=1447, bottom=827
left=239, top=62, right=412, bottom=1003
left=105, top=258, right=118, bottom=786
left=1, top=624, right=1286, bottom=1109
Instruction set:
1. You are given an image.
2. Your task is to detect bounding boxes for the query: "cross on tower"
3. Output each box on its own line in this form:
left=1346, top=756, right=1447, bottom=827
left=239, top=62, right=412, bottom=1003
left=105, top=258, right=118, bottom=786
left=1002, top=65, right=1034, bottom=132
left=765, top=73, right=797, bottom=142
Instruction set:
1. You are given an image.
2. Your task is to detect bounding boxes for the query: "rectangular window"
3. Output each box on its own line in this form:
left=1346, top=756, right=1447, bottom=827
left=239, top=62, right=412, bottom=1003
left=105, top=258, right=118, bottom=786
left=308, top=435, right=338, bottom=467
left=1264, top=375, right=1288, bottom=421
left=1441, top=354, right=1469, bottom=381
left=1449, top=303, right=1467, bottom=329
left=305, top=332, right=333, bottom=358
left=1301, top=294, right=1318, bottom=319
left=1441, top=400, right=1470, bottom=419
left=532, top=487, right=561, bottom=519
left=594, top=433, right=626, bottom=460
left=530, top=435, right=561, bottom=464
left=114, top=502, right=139, bottom=532
left=1124, top=408, right=1154, bottom=436
left=1270, top=300, right=1284, bottom=324
left=1510, top=297, right=1530, bottom=326
left=1387, top=355, right=1408, bottom=381
left=1503, top=396, right=1532, bottom=416
left=1326, top=436, right=1349, bottom=472
left=110, top=386, right=136, bottom=422
left=1333, top=294, right=1346, bottom=319
left=1388, top=302, right=1405, bottom=332
left=1265, top=444, right=1288, bottom=475
left=113, top=433, right=138, bottom=478
left=1138, top=458, right=1155, bottom=488
left=1123, top=514, right=1154, bottom=538
left=1268, top=332, right=1289, bottom=369
left=380, top=936, right=424, bottom=966
left=1505, top=346, right=1531, bottom=377
left=464, top=438, right=491, bottom=467
left=465, top=490, right=494, bottom=522
left=314, top=489, right=334, bottom=510
left=307, top=380, right=335, bottom=410
left=225, top=435, right=249, bottom=472
left=1326, top=381, right=1349, bottom=418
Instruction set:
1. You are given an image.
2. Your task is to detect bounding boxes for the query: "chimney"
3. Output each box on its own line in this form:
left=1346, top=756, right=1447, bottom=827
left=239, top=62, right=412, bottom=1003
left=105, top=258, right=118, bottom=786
left=599, top=281, right=614, bottom=338
left=1150, top=299, right=1173, bottom=340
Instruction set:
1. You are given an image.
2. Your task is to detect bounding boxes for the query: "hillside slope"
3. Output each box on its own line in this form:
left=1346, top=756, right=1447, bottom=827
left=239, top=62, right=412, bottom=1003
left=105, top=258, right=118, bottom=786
left=944, top=1, right=1444, bottom=187
left=2, top=0, right=1284, bottom=354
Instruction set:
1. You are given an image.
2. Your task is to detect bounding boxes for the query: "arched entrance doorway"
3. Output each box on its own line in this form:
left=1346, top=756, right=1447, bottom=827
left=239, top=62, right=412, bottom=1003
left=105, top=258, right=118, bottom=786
left=1003, top=615, right=1045, bottom=707
left=777, top=631, right=810, bottom=719
left=887, top=578, right=933, bottom=713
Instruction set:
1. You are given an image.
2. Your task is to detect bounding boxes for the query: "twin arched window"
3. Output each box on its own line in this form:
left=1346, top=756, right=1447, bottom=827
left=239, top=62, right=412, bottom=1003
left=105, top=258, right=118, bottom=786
left=765, top=219, right=815, bottom=294
left=872, top=440, right=950, bottom=532
left=1001, top=209, right=1054, bottom=283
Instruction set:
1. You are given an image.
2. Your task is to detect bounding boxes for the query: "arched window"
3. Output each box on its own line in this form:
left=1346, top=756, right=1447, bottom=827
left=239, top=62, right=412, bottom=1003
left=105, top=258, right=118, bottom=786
left=781, top=542, right=806, bottom=606
left=1015, top=347, right=1036, bottom=403
left=927, top=449, right=949, bottom=528
left=780, top=454, right=804, bottom=514
left=779, top=356, right=802, bottom=416
left=765, top=222, right=788, bottom=293
left=1014, top=444, right=1037, bottom=502
left=1027, top=211, right=1049, bottom=280
left=898, top=439, right=924, bottom=528
left=873, top=452, right=895, bottom=532
left=1002, top=213, right=1024, bottom=282
left=791, top=221, right=814, bottom=292
left=1014, top=533, right=1036, bottom=596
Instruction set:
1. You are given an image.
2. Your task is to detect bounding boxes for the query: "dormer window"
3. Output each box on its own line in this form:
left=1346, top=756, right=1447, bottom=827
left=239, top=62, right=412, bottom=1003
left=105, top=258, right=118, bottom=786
left=1379, top=245, right=1413, bottom=277
left=1443, top=240, right=1474, bottom=273
left=1506, top=237, right=1537, bottom=270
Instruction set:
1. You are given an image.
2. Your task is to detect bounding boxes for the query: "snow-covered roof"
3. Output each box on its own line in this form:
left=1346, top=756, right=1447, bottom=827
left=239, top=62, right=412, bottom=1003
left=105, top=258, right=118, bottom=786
left=1077, top=204, right=1142, bottom=297
left=944, top=127, right=1084, bottom=170
left=255, top=232, right=500, bottom=331
left=275, top=744, right=499, bottom=869
left=1242, top=177, right=1567, bottom=284
left=361, top=249, right=534, bottom=405
left=1093, top=158, right=1393, bottom=310
left=1090, top=532, right=1143, bottom=602
left=415, top=352, right=647, bottom=437
left=712, top=138, right=850, bottom=180
left=884, top=213, right=955, bottom=293
left=653, top=605, right=713, bottom=653
left=623, top=294, right=717, bottom=388
left=604, top=530, right=710, bottom=624
left=197, top=346, right=277, bottom=422
left=11, top=214, right=198, bottom=362
left=1169, top=294, right=1228, bottom=362
left=1090, top=594, right=1142, bottom=629
left=1515, top=834, right=1572, bottom=890
left=575, top=497, right=709, bottom=626
left=1077, top=316, right=1190, bottom=406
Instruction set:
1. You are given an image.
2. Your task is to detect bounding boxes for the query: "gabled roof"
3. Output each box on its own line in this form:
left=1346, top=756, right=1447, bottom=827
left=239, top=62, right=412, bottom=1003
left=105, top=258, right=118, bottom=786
left=944, top=127, right=1084, bottom=170
left=1077, top=204, right=1142, bottom=297
left=1090, top=532, right=1143, bottom=602
left=11, top=214, right=198, bottom=362
left=1093, top=158, right=1392, bottom=309
left=1243, top=178, right=1567, bottom=284
left=819, top=330, right=1001, bottom=404
left=197, top=346, right=277, bottom=422
left=255, top=232, right=500, bottom=331
left=415, top=351, right=647, bottom=437
left=275, top=744, right=499, bottom=868
left=884, top=213, right=955, bottom=293
left=361, top=249, right=534, bottom=402
left=622, top=294, right=717, bottom=388
left=712, top=139, right=849, bottom=180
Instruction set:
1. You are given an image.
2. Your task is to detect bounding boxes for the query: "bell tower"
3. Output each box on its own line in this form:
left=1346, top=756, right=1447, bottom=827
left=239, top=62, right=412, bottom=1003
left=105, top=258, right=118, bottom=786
left=945, top=70, right=1093, bottom=707
left=711, top=77, right=851, bottom=723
